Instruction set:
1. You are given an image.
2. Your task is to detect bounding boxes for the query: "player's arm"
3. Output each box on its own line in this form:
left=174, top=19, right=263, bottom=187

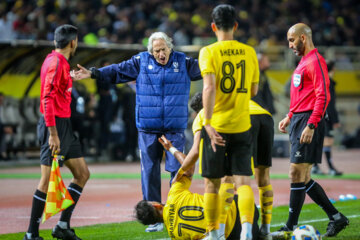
left=43, top=57, right=61, bottom=156
left=158, top=135, right=195, bottom=180
left=203, top=73, right=225, bottom=151
left=300, top=60, right=329, bottom=144
left=251, top=49, right=260, bottom=97
left=251, top=82, right=259, bottom=97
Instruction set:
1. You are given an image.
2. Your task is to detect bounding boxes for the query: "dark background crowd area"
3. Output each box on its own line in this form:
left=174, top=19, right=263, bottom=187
left=1, top=0, right=360, bottom=46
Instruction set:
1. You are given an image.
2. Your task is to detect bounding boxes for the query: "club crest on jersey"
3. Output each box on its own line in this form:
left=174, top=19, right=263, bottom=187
left=293, top=73, right=301, bottom=87
left=173, top=62, right=179, bottom=72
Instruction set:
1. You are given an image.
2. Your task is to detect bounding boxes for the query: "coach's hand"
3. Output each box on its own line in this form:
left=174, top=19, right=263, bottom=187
left=300, top=126, right=314, bottom=144
left=73, top=64, right=91, bottom=80
left=204, top=125, right=225, bottom=152
left=278, top=116, right=291, bottom=133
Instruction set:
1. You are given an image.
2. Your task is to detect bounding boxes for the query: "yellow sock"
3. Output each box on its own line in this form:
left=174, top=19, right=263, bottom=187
left=237, top=185, right=255, bottom=224
left=219, top=183, right=235, bottom=224
left=204, top=193, right=220, bottom=232
left=259, top=184, right=273, bottom=225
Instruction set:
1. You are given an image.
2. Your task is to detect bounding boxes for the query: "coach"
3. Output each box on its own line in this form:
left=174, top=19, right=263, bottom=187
left=74, top=32, right=201, bottom=218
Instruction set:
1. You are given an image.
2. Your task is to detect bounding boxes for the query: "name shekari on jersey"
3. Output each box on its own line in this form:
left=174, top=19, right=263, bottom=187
left=293, top=73, right=301, bottom=87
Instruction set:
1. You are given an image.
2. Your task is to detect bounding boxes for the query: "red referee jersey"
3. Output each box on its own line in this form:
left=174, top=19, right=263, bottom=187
left=40, top=50, right=72, bottom=127
left=288, top=49, right=330, bottom=127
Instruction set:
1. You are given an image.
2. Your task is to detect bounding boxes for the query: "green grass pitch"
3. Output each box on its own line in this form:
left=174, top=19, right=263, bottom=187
left=1, top=200, right=359, bottom=240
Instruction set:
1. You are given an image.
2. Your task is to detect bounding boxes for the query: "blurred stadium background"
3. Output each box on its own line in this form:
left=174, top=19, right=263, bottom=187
left=0, top=0, right=359, bottom=162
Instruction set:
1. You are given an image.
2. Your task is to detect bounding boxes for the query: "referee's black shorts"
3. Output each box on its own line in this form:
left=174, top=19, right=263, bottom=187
left=289, top=111, right=325, bottom=164
left=200, top=128, right=253, bottom=179
left=250, top=114, right=274, bottom=167
left=37, top=116, right=82, bottom=166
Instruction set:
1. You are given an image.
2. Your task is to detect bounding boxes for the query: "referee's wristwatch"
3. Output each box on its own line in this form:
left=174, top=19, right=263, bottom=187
left=307, top=123, right=315, bottom=129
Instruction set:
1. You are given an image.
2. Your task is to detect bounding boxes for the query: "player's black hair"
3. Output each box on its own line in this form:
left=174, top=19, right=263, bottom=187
left=190, top=92, right=203, bottom=113
left=134, top=200, right=161, bottom=225
left=326, top=60, right=335, bottom=72
left=54, top=24, right=78, bottom=49
left=212, top=4, right=236, bottom=31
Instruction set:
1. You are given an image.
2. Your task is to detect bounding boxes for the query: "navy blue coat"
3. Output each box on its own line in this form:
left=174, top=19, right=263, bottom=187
left=97, top=51, right=201, bottom=132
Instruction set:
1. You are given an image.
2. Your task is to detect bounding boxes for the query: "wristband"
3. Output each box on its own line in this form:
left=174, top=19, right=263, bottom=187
left=169, top=146, right=179, bottom=155
left=178, top=168, right=185, bottom=175
left=204, top=118, right=212, bottom=125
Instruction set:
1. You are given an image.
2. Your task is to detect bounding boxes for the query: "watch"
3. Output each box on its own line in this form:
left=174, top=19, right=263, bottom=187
left=307, top=123, right=315, bottom=129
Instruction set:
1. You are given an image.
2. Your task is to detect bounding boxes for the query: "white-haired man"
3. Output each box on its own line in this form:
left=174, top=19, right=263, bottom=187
left=74, top=32, right=202, bottom=232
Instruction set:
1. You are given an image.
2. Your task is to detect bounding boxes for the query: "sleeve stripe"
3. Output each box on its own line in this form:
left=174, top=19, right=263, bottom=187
left=315, top=52, right=328, bottom=116
left=44, top=56, right=59, bottom=117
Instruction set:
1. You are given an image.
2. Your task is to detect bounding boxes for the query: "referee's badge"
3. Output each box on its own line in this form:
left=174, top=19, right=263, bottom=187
left=293, top=74, right=301, bottom=87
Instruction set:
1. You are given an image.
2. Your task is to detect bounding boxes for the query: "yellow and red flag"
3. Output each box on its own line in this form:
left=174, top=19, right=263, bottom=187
left=42, top=155, right=74, bottom=223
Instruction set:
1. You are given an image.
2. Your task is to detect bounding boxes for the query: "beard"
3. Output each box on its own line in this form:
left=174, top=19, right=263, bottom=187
left=295, top=40, right=305, bottom=56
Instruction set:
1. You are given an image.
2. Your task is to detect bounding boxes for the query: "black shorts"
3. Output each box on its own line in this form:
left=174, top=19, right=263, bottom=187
left=38, top=116, right=82, bottom=166
left=227, top=195, right=259, bottom=240
left=200, top=128, right=252, bottom=179
left=324, top=119, right=334, bottom=137
left=250, top=114, right=274, bottom=167
left=289, top=112, right=325, bottom=164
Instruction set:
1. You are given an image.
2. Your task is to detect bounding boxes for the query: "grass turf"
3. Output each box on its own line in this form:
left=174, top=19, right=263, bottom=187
left=1, top=172, right=360, bottom=180
left=1, top=200, right=358, bottom=240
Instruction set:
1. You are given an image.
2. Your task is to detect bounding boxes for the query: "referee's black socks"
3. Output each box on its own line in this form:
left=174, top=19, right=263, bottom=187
left=58, top=182, right=83, bottom=229
left=286, top=182, right=306, bottom=230
left=305, top=179, right=338, bottom=220
left=27, top=189, right=47, bottom=237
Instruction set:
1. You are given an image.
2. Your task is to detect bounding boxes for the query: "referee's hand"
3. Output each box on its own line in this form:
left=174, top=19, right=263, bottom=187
left=279, top=116, right=290, bottom=133
left=204, top=125, right=225, bottom=152
left=300, top=126, right=314, bottom=144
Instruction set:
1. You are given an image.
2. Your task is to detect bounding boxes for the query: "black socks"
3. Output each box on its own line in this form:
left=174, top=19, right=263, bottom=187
left=27, top=189, right=47, bottom=236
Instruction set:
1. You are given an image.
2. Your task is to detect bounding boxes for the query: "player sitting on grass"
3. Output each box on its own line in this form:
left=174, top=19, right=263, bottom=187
left=135, top=135, right=259, bottom=240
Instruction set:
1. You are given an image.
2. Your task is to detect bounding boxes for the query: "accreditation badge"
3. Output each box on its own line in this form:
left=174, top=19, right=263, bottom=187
left=293, top=73, right=301, bottom=87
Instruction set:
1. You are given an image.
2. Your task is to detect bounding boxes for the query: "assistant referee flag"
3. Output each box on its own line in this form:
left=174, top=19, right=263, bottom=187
left=42, top=155, right=74, bottom=223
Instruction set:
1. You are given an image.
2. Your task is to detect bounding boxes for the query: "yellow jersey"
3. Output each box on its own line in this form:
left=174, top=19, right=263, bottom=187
left=199, top=40, right=259, bottom=133
left=163, top=177, right=237, bottom=239
left=249, top=100, right=271, bottom=116
left=191, top=109, right=204, bottom=174
left=192, top=109, right=204, bottom=135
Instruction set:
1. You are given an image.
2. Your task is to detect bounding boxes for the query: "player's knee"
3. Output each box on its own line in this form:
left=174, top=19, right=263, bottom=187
left=74, top=167, right=90, bottom=184
left=37, top=179, right=49, bottom=192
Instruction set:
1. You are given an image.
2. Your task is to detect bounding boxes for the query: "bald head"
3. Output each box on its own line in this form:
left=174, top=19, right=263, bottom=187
left=287, top=23, right=314, bottom=56
left=288, top=23, right=312, bottom=39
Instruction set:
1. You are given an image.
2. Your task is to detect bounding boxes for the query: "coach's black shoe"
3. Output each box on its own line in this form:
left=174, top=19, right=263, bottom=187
left=270, top=225, right=293, bottom=240
left=52, top=225, right=82, bottom=240
left=23, top=234, right=44, bottom=240
left=323, top=213, right=349, bottom=237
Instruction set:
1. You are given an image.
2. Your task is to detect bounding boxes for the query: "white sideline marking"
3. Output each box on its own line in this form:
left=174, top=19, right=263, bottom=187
left=272, top=214, right=359, bottom=227
left=17, top=216, right=100, bottom=219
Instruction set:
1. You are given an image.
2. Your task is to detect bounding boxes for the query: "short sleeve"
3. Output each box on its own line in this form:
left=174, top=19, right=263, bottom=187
left=192, top=110, right=204, bottom=135
left=199, top=47, right=214, bottom=76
